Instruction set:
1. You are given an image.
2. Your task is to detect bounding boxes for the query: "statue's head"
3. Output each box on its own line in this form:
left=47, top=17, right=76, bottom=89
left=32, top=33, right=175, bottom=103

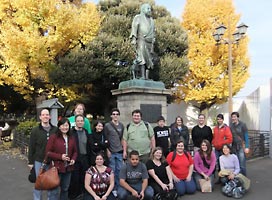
left=140, top=3, right=152, bottom=17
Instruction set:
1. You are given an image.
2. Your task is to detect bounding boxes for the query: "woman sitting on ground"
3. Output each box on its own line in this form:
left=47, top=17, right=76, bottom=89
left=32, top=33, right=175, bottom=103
left=219, top=144, right=240, bottom=184
left=84, top=152, right=116, bottom=200
left=146, top=147, right=174, bottom=195
left=166, top=140, right=196, bottom=196
left=193, top=139, right=216, bottom=191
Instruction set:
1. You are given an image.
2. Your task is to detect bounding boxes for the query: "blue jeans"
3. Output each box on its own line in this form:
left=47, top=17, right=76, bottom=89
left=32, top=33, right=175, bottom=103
left=215, top=149, right=222, bottom=171
left=174, top=178, right=196, bottom=196
left=33, top=161, right=55, bottom=200
left=109, top=152, right=123, bottom=190
left=50, top=172, right=72, bottom=200
left=193, top=172, right=214, bottom=191
left=236, top=148, right=247, bottom=176
left=117, top=183, right=154, bottom=200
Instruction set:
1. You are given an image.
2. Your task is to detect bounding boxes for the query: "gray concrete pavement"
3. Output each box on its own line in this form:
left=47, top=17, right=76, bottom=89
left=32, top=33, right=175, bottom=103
left=0, top=150, right=33, bottom=199
left=181, top=157, right=272, bottom=200
left=0, top=149, right=272, bottom=200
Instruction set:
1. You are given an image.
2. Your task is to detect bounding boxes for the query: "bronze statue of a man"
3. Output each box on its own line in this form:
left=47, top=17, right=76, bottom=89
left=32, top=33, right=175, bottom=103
left=130, top=3, right=155, bottom=80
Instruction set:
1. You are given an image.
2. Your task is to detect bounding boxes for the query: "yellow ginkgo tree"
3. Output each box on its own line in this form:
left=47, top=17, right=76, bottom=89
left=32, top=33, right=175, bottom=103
left=177, top=0, right=250, bottom=112
left=0, top=0, right=101, bottom=101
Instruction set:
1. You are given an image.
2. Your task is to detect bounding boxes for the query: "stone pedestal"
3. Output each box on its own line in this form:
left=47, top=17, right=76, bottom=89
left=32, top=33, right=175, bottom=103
left=111, top=79, right=171, bottom=126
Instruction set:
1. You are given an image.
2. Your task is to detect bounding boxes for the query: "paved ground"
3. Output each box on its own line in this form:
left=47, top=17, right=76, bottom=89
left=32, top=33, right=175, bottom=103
left=0, top=147, right=272, bottom=199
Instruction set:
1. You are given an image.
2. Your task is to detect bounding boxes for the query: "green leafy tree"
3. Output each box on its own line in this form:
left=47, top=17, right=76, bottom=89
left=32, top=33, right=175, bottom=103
left=50, top=0, right=188, bottom=115
left=178, top=0, right=250, bottom=112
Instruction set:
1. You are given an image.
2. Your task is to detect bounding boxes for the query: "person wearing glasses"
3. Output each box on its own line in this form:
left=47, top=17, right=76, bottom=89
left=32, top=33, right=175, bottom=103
left=28, top=108, right=58, bottom=200
left=104, top=108, right=124, bottom=196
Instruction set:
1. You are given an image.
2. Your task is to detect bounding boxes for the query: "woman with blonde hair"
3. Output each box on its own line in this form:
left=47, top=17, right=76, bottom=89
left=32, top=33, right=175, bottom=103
left=146, top=147, right=174, bottom=195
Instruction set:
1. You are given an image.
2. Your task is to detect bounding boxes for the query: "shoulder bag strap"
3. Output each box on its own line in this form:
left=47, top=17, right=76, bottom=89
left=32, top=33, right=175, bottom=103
left=110, top=122, right=122, bottom=139
left=94, top=165, right=103, bottom=180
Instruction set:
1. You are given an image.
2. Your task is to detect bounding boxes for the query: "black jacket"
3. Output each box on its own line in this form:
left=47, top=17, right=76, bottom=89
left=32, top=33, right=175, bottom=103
left=28, top=123, right=58, bottom=164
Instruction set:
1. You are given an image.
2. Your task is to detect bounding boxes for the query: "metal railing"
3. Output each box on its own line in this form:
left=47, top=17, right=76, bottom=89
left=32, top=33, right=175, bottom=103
left=12, top=131, right=29, bottom=155
left=247, top=130, right=270, bottom=159
left=187, top=130, right=270, bottom=159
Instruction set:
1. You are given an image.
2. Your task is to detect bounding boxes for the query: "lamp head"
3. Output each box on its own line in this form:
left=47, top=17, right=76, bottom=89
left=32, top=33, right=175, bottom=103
left=237, top=23, right=248, bottom=35
left=215, top=24, right=227, bottom=36
left=213, top=33, right=221, bottom=43
left=232, top=30, right=241, bottom=41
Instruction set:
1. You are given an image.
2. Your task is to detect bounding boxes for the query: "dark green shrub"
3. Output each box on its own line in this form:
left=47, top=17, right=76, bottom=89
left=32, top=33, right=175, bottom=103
left=16, top=118, right=38, bottom=138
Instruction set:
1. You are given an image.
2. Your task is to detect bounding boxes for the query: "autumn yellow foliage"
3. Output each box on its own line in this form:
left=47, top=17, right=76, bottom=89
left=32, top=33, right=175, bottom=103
left=178, top=0, right=250, bottom=110
left=0, top=0, right=101, bottom=101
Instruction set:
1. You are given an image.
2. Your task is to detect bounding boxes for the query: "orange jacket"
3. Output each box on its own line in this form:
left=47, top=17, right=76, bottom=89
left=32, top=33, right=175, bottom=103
left=212, top=124, right=233, bottom=150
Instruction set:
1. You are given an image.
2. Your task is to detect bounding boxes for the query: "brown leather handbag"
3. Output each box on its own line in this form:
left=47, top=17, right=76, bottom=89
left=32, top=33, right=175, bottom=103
left=35, top=161, right=60, bottom=190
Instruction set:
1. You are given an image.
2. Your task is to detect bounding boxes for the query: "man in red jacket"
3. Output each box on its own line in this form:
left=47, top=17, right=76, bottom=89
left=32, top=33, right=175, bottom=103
left=212, top=114, right=233, bottom=170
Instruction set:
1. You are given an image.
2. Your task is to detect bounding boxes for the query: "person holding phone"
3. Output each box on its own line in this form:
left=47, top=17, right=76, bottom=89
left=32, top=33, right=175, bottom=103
left=46, top=118, right=78, bottom=200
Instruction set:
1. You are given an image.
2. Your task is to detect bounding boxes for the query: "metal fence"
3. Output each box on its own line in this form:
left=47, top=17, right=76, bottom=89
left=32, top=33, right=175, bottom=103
left=247, top=130, right=270, bottom=159
left=187, top=130, right=270, bottom=159
left=12, top=131, right=29, bottom=156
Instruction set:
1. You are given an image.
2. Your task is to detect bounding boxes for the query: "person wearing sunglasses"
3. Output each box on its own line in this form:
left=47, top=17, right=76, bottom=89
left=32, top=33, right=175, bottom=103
left=104, top=108, right=124, bottom=196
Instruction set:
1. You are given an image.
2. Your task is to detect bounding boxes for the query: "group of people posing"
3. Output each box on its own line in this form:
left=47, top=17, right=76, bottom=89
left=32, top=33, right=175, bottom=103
left=28, top=103, right=249, bottom=200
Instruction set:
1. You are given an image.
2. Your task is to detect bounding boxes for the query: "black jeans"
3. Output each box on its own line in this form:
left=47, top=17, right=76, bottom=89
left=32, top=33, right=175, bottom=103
left=69, top=154, right=89, bottom=198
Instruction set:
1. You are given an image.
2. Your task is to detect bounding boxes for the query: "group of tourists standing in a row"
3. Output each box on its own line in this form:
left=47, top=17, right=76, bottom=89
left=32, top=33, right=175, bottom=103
left=28, top=103, right=249, bottom=200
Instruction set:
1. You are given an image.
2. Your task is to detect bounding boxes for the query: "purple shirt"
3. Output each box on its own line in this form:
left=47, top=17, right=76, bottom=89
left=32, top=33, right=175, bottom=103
left=194, top=151, right=216, bottom=176
left=219, top=154, right=240, bottom=175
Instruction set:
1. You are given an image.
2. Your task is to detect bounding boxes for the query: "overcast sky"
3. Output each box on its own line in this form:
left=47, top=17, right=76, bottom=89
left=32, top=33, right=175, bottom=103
left=86, top=0, right=272, bottom=98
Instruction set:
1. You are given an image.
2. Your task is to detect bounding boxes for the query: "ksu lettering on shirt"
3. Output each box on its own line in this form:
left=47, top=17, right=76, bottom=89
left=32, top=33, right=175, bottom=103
left=156, top=130, right=170, bottom=137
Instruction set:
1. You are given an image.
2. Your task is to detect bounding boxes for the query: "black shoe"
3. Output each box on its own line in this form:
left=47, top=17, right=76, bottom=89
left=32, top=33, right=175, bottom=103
left=69, top=193, right=83, bottom=200
left=215, top=179, right=221, bottom=184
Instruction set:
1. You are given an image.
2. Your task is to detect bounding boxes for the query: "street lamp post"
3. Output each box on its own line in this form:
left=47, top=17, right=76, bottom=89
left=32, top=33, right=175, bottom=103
left=213, top=20, right=248, bottom=114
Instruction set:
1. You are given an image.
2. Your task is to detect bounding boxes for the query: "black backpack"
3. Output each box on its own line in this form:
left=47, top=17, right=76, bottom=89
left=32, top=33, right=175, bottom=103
left=171, top=150, right=189, bottom=162
left=153, top=189, right=178, bottom=200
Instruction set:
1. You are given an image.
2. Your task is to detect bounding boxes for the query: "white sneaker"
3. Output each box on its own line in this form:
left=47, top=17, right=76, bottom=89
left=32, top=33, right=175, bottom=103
left=112, top=190, right=118, bottom=197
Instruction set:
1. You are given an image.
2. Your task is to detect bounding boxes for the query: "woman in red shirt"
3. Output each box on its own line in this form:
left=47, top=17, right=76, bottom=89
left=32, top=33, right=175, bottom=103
left=166, top=140, right=196, bottom=196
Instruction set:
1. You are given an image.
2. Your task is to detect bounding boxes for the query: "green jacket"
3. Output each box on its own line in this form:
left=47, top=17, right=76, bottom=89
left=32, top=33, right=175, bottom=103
left=28, top=123, right=58, bottom=164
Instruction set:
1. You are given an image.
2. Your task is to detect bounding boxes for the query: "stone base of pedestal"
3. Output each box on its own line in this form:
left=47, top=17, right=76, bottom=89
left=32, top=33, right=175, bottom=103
left=112, top=80, right=171, bottom=126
